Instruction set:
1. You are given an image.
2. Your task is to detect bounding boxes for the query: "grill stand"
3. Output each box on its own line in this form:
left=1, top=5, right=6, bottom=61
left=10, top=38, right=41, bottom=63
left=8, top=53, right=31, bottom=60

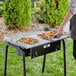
left=4, top=39, right=66, bottom=76
left=42, top=54, right=46, bottom=73
left=22, top=51, right=26, bottom=76
left=41, top=40, right=66, bottom=76
left=4, top=44, right=9, bottom=76
left=62, top=39, right=66, bottom=76
left=4, top=44, right=26, bottom=76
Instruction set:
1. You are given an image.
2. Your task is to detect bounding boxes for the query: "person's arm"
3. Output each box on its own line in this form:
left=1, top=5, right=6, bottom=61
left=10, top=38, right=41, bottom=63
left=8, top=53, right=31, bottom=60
left=57, top=0, right=76, bottom=36
left=59, top=8, right=73, bottom=29
left=57, top=8, right=73, bottom=36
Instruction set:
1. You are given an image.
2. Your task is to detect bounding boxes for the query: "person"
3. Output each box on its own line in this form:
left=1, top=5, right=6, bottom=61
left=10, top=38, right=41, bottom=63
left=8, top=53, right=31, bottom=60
left=57, top=0, right=76, bottom=59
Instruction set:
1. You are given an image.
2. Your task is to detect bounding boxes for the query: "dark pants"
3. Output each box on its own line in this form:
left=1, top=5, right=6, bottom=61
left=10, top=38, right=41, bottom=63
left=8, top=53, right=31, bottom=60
left=73, top=40, right=76, bottom=58
left=70, top=19, right=76, bottom=58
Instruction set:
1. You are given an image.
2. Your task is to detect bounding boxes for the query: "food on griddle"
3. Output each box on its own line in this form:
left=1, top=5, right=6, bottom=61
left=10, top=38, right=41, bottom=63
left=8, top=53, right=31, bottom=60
left=18, top=37, right=39, bottom=45
left=37, top=31, right=57, bottom=39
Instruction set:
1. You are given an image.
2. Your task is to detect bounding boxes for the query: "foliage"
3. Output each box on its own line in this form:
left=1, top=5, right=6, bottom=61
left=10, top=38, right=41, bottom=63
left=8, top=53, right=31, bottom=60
left=31, top=0, right=44, bottom=20
left=3, top=0, right=31, bottom=29
left=0, top=1, right=4, bottom=15
left=33, top=0, right=69, bottom=27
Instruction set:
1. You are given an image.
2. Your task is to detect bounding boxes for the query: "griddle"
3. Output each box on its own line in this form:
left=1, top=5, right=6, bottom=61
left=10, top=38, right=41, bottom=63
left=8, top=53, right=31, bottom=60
left=4, top=29, right=70, bottom=76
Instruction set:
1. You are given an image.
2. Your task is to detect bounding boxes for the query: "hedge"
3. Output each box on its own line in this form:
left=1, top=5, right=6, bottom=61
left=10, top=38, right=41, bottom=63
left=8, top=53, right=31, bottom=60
left=3, top=0, right=31, bottom=29
left=0, top=1, right=4, bottom=15
left=36, top=0, right=69, bottom=27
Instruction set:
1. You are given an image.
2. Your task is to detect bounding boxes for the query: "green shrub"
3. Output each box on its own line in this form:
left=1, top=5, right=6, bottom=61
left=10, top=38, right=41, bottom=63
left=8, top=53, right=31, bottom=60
left=31, top=0, right=44, bottom=20
left=3, top=0, right=31, bottom=29
left=36, top=0, right=69, bottom=27
left=0, top=1, right=4, bottom=15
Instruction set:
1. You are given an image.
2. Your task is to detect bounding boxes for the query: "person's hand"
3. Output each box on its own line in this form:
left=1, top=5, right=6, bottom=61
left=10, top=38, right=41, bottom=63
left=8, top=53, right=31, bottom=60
left=57, top=27, right=64, bottom=37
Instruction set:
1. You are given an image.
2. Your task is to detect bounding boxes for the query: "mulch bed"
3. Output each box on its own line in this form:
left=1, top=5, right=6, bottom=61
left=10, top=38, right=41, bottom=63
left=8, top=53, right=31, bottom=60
left=0, top=17, right=49, bottom=43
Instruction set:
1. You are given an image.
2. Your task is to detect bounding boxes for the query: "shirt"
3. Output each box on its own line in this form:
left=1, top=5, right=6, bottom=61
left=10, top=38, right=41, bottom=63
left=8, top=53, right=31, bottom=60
left=70, top=0, right=76, bottom=15
left=70, top=0, right=76, bottom=40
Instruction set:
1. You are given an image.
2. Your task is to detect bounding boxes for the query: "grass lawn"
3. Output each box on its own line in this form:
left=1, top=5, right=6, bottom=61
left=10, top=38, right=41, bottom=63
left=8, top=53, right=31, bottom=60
left=0, top=39, right=76, bottom=76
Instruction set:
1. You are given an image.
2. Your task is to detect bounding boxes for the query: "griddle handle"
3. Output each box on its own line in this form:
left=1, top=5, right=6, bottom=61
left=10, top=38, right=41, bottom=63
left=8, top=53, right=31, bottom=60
left=62, top=39, right=66, bottom=76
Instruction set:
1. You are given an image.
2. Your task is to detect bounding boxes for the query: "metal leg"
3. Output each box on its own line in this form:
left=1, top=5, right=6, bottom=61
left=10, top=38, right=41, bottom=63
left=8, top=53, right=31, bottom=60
left=62, top=39, right=66, bottom=76
left=42, top=54, right=46, bottom=73
left=4, top=44, right=9, bottom=76
left=22, top=51, right=26, bottom=76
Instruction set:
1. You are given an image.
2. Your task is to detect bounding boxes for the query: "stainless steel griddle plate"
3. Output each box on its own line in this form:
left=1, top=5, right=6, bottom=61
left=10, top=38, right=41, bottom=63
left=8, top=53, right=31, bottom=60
left=4, top=30, right=70, bottom=49
left=36, top=31, right=70, bottom=41
left=4, top=35, right=51, bottom=49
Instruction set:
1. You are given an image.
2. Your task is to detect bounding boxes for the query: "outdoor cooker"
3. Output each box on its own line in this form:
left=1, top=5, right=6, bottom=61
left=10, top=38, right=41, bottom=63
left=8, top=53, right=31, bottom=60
left=4, top=29, right=70, bottom=76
